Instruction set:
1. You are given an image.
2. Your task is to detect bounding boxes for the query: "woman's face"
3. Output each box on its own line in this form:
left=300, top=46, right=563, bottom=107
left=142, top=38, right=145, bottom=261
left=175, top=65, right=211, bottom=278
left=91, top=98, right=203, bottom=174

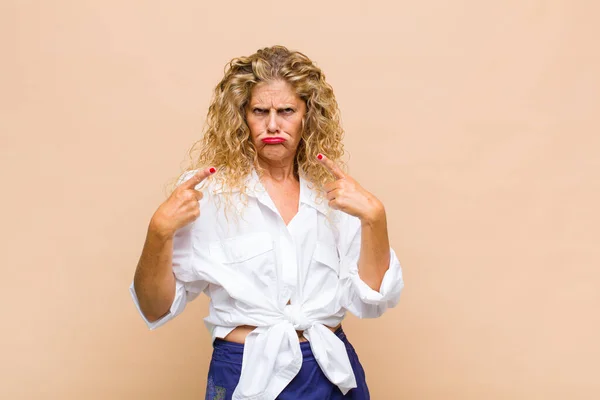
left=245, top=79, right=306, bottom=167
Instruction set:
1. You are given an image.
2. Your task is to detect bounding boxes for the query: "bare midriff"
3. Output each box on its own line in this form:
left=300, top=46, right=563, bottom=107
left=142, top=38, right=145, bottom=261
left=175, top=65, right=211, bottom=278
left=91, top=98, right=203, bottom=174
left=223, top=323, right=342, bottom=344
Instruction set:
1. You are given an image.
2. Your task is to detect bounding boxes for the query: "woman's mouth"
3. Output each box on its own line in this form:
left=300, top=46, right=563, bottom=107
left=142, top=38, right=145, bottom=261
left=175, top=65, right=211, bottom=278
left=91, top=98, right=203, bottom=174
left=261, top=137, right=286, bottom=144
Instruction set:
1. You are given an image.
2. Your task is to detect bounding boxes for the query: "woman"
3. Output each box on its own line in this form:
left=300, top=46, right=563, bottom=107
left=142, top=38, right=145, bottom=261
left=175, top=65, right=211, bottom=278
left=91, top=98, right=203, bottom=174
left=130, top=45, right=404, bottom=400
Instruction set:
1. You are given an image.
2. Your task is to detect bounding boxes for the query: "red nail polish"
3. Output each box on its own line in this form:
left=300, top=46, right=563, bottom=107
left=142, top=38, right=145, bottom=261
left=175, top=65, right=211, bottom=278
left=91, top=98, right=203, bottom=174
left=317, top=154, right=323, bottom=160
left=209, top=167, right=216, bottom=174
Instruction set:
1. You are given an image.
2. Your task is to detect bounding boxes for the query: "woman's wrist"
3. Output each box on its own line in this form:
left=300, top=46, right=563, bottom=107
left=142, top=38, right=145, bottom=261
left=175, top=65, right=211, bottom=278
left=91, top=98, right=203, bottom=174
left=148, top=216, right=174, bottom=243
left=359, top=198, right=386, bottom=227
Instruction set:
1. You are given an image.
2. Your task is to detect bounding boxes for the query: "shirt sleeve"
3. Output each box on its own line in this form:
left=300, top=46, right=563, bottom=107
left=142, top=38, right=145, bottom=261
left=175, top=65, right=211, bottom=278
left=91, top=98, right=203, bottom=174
left=338, top=214, right=404, bottom=319
left=129, top=169, right=209, bottom=330
left=129, top=278, right=205, bottom=330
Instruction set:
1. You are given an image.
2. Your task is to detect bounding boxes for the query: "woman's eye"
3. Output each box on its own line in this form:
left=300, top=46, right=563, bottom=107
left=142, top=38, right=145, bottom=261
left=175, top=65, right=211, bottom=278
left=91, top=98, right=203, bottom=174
left=282, top=108, right=294, bottom=114
left=253, top=108, right=266, bottom=115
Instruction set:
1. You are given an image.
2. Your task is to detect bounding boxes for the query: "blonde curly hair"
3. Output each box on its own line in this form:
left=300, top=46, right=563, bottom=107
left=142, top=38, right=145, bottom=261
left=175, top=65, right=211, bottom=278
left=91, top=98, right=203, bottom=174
left=171, top=45, right=346, bottom=215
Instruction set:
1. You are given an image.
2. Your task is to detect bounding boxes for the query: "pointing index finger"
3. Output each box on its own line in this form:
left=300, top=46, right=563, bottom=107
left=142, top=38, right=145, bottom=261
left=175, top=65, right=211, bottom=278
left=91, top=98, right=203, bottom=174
left=317, top=154, right=345, bottom=180
left=181, top=167, right=216, bottom=189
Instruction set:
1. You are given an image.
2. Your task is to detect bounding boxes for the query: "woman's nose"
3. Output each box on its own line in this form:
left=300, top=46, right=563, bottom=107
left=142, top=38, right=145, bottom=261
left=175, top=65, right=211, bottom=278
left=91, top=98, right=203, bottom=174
left=267, top=110, right=279, bottom=133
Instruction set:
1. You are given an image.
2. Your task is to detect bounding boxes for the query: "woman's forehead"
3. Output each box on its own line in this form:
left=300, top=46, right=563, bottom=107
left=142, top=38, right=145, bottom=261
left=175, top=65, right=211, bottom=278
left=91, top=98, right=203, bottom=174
left=249, top=80, right=302, bottom=106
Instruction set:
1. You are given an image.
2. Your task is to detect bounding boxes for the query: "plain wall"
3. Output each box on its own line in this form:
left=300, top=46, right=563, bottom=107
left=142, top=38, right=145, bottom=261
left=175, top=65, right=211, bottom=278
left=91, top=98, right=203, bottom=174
left=1, top=1, right=599, bottom=399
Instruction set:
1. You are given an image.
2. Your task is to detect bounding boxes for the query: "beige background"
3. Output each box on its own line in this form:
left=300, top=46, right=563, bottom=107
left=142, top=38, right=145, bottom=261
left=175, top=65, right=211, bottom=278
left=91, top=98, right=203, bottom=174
left=1, top=1, right=599, bottom=399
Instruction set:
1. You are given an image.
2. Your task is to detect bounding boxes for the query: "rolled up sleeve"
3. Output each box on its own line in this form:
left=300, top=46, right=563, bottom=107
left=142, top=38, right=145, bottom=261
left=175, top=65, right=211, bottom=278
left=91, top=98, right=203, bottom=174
left=339, top=215, right=404, bottom=318
left=129, top=278, right=197, bottom=330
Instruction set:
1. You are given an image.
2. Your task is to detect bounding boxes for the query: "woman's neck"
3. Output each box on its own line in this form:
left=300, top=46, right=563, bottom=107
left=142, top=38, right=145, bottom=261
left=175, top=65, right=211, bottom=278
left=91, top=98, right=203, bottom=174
left=257, top=159, right=297, bottom=183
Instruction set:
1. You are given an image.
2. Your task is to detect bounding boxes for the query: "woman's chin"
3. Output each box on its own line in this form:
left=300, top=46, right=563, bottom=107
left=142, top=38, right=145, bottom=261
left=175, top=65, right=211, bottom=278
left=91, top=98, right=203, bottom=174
left=258, top=147, right=294, bottom=164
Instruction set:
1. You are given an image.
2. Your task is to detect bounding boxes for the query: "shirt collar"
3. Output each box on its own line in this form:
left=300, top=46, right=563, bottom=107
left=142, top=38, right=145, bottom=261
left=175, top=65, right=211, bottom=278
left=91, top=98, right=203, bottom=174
left=298, top=169, right=329, bottom=215
left=211, top=167, right=329, bottom=215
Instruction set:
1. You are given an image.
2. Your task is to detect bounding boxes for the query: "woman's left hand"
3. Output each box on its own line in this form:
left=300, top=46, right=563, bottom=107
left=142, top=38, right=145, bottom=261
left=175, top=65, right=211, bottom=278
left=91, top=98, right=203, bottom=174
left=318, top=154, right=385, bottom=224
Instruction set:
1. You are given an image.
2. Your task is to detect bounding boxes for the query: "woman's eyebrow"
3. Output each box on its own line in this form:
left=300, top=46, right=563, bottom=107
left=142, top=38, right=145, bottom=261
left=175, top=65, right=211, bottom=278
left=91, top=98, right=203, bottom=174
left=249, top=104, right=297, bottom=109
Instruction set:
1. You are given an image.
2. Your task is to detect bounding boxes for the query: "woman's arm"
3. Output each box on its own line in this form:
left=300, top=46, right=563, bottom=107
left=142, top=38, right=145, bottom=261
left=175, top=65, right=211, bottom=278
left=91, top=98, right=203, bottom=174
left=357, top=205, right=390, bottom=291
left=133, top=223, right=176, bottom=322
left=133, top=167, right=215, bottom=323
left=318, top=154, right=391, bottom=291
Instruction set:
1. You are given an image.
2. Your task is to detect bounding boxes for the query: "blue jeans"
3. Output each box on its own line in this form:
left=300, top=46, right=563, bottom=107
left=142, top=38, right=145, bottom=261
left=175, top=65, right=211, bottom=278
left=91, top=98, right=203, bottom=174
left=205, top=326, right=370, bottom=400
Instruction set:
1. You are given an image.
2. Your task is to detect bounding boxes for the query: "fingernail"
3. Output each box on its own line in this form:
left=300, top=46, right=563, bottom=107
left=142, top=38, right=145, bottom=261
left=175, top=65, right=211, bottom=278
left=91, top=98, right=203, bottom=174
left=317, top=154, right=323, bottom=160
left=209, top=167, right=216, bottom=174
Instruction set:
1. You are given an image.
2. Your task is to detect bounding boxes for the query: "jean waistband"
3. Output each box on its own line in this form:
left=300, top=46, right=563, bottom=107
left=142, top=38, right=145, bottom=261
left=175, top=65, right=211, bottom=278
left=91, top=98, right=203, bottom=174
left=211, top=326, right=347, bottom=364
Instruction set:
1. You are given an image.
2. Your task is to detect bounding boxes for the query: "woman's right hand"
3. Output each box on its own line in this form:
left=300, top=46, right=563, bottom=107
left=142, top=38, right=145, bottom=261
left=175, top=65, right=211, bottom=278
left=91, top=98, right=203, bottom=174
left=149, top=167, right=216, bottom=239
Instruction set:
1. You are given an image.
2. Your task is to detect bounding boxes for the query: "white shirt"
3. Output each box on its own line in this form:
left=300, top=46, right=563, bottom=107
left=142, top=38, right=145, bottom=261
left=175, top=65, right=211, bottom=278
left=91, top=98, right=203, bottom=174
left=129, top=168, right=404, bottom=400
